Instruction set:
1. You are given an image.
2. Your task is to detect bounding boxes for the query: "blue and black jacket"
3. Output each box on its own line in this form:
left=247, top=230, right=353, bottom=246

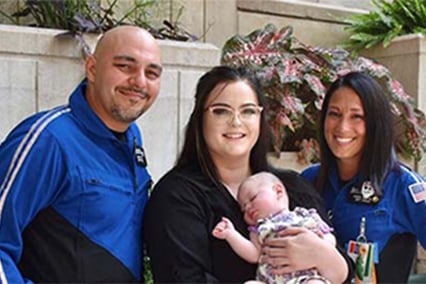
left=302, top=163, right=426, bottom=283
left=0, top=80, right=151, bottom=283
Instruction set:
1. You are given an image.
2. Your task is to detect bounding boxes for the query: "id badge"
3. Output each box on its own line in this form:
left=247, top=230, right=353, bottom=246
left=346, top=217, right=378, bottom=284
left=347, top=240, right=377, bottom=284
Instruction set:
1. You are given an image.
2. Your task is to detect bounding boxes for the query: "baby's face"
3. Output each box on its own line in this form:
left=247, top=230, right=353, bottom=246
left=238, top=182, right=286, bottom=225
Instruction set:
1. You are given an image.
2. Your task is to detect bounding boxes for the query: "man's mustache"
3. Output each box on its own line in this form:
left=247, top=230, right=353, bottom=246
left=117, top=86, right=149, bottom=98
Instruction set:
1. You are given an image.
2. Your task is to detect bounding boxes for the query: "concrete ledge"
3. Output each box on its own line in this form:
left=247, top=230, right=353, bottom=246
left=160, top=39, right=220, bottom=68
left=362, top=33, right=426, bottom=58
left=360, top=34, right=426, bottom=108
left=235, top=0, right=367, bottom=48
left=237, top=0, right=367, bottom=24
left=0, top=24, right=220, bottom=66
left=0, top=24, right=98, bottom=58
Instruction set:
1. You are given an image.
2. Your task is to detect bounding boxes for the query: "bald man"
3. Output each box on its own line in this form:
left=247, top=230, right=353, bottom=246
left=0, top=26, right=162, bottom=283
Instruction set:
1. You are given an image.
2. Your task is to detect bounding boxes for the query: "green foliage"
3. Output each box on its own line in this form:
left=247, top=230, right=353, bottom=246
left=343, top=0, right=426, bottom=52
left=0, top=0, right=197, bottom=57
left=1, top=0, right=156, bottom=33
left=222, top=23, right=426, bottom=164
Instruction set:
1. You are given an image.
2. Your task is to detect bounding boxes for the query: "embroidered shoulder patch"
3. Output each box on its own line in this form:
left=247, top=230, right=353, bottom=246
left=409, top=182, right=426, bottom=203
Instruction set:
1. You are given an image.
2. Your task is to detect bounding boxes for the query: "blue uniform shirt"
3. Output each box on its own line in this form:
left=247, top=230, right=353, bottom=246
left=302, top=163, right=426, bottom=252
left=302, top=163, right=426, bottom=282
left=0, top=80, right=151, bottom=283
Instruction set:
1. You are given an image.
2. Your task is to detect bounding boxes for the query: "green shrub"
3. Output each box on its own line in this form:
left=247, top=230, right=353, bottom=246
left=0, top=0, right=197, bottom=57
left=343, top=0, right=426, bottom=52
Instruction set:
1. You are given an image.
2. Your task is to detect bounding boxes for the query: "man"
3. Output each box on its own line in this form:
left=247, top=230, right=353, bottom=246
left=0, top=25, right=162, bottom=283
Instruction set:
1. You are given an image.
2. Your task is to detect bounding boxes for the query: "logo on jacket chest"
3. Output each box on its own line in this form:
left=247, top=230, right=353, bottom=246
left=348, top=181, right=380, bottom=204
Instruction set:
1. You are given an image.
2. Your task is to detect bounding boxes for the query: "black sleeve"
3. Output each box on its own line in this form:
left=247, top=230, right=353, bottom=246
left=270, top=167, right=355, bottom=283
left=143, top=173, right=219, bottom=283
left=270, top=168, right=328, bottom=219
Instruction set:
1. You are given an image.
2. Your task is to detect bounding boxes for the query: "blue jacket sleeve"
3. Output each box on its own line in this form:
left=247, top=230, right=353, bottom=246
left=0, top=131, right=66, bottom=284
left=395, top=167, right=426, bottom=249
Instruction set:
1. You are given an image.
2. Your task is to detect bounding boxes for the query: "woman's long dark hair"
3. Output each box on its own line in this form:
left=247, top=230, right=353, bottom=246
left=175, top=66, right=270, bottom=187
left=316, top=72, right=398, bottom=195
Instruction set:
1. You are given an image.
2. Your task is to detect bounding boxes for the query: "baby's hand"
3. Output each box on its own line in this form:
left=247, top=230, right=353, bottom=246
left=212, top=217, right=234, bottom=239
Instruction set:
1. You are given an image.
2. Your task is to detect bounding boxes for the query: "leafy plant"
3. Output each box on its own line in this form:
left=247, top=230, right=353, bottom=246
left=1, top=0, right=154, bottom=32
left=0, top=0, right=197, bottom=57
left=342, top=0, right=426, bottom=52
left=221, top=23, right=426, bottom=164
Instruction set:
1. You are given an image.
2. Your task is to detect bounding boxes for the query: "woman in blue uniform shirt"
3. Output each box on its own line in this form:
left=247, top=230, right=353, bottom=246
left=302, top=71, right=426, bottom=283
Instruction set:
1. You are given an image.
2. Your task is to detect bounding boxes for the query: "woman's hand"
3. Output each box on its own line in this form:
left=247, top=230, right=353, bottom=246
left=261, top=227, right=348, bottom=283
left=261, top=227, right=322, bottom=273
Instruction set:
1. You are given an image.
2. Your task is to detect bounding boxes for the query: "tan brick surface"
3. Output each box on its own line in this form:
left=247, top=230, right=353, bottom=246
left=0, top=24, right=219, bottom=182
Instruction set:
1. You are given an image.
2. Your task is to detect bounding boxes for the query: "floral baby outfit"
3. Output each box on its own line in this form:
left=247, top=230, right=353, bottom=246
left=252, top=207, right=332, bottom=284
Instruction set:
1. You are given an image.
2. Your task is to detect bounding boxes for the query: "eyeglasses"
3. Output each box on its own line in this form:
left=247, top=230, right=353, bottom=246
left=205, top=105, right=263, bottom=124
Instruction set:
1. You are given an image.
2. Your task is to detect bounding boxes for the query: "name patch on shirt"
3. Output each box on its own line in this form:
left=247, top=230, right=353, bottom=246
left=135, top=146, right=147, bottom=167
left=409, top=182, right=426, bottom=203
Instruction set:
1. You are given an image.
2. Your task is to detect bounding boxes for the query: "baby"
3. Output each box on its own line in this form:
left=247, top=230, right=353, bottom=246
left=212, top=172, right=335, bottom=284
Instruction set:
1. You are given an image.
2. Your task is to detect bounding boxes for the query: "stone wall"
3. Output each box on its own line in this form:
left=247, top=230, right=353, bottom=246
left=172, top=0, right=368, bottom=49
left=0, top=24, right=220, bottom=182
left=362, top=34, right=426, bottom=274
left=302, top=0, right=372, bottom=9
left=1, top=0, right=369, bottom=50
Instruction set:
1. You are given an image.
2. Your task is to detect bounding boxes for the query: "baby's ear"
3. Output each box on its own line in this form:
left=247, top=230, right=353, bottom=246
left=273, top=183, right=285, bottom=197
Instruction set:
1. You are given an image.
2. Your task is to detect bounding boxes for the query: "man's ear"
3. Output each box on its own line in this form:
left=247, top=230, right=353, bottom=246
left=85, top=55, right=96, bottom=82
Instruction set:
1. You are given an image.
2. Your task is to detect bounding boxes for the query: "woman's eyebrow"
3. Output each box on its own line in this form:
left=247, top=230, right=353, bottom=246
left=209, top=102, right=231, bottom=107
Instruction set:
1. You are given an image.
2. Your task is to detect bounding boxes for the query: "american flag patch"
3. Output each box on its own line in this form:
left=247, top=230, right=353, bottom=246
left=409, top=182, right=426, bottom=203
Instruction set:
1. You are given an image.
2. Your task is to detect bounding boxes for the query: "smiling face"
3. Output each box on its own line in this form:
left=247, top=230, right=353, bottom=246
left=202, top=80, right=261, bottom=164
left=324, top=86, right=366, bottom=166
left=85, top=26, right=163, bottom=132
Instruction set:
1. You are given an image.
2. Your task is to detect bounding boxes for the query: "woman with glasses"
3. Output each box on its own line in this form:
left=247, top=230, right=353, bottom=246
left=143, top=66, right=353, bottom=283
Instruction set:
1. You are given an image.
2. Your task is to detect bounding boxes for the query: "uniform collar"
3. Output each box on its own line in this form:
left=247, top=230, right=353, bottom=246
left=328, top=162, right=361, bottom=192
left=69, top=79, right=134, bottom=142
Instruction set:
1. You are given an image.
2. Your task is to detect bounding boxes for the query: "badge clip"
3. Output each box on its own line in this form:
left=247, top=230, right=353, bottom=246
left=356, top=216, right=367, bottom=243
